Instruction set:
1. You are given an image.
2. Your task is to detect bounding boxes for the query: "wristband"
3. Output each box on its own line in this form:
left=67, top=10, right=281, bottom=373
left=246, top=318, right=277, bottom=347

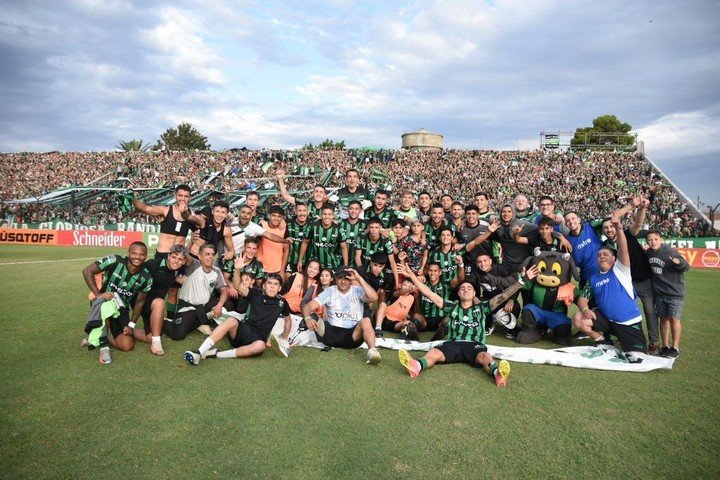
left=128, top=322, right=136, bottom=329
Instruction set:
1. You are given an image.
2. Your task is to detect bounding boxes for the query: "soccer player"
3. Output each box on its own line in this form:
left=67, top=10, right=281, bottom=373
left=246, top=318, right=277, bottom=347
left=336, top=168, right=371, bottom=219
left=395, top=191, right=417, bottom=222
left=135, top=244, right=189, bottom=356
left=246, top=191, right=264, bottom=224
left=473, top=192, right=494, bottom=223
left=455, top=204, right=489, bottom=267
left=572, top=216, right=648, bottom=362
left=165, top=244, right=229, bottom=342
left=81, top=242, right=153, bottom=365
left=410, top=262, right=452, bottom=337
left=189, top=201, right=234, bottom=261
left=276, top=168, right=327, bottom=220
left=449, top=201, right=465, bottom=231
left=286, top=202, right=312, bottom=274
left=183, top=272, right=292, bottom=364
left=417, top=191, right=432, bottom=220
left=298, top=203, right=349, bottom=271
left=340, top=200, right=367, bottom=263
left=364, top=189, right=396, bottom=228
left=396, top=263, right=531, bottom=387
left=257, top=205, right=289, bottom=276
left=425, top=203, right=454, bottom=249
left=440, top=194, right=454, bottom=221
left=645, top=230, right=690, bottom=358
left=301, top=266, right=381, bottom=364
left=355, top=217, right=398, bottom=285
left=514, top=216, right=571, bottom=253
left=222, top=237, right=266, bottom=299
left=132, top=184, right=200, bottom=258
left=603, top=196, right=659, bottom=353
left=427, top=227, right=467, bottom=284
left=229, top=204, right=290, bottom=256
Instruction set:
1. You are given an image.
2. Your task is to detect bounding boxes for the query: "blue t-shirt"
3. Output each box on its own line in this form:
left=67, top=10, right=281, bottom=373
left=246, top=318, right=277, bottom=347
left=583, top=261, right=642, bottom=325
left=567, top=222, right=602, bottom=281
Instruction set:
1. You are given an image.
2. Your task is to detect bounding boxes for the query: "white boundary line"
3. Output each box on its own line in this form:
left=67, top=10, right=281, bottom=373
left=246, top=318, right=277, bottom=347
left=0, top=257, right=98, bottom=266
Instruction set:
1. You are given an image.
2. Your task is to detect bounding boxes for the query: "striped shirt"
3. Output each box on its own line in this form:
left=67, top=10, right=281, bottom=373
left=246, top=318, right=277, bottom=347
left=96, top=255, right=153, bottom=308
left=306, top=220, right=348, bottom=269
left=443, top=300, right=491, bottom=343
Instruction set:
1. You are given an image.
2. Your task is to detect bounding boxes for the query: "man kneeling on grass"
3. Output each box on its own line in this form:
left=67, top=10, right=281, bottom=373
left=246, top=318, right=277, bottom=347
left=301, top=265, right=382, bottom=364
left=396, top=263, right=537, bottom=387
left=184, top=271, right=292, bottom=365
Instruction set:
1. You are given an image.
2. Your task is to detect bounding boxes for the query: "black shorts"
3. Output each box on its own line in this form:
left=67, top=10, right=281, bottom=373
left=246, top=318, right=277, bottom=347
left=436, top=340, right=488, bottom=367
left=591, top=310, right=647, bottom=353
left=363, top=303, right=371, bottom=319
left=108, top=309, right=131, bottom=339
left=141, top=292, right=168, bottom=330
left=317, top=322, right=363, bottom=349
left=228, top=321, right=264, bottom=348
left=381, top=318, right=405, bottom=331
left=163, top=297, right=219, bottom=341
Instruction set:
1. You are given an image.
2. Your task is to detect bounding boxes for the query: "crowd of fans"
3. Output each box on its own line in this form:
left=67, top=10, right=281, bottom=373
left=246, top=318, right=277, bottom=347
left=1, top=148, right=715, bottom=237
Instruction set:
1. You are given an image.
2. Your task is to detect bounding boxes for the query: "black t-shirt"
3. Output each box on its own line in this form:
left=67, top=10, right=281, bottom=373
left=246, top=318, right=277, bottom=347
left=143, top=258, right=185, bottom=296
left=359, top=266, right=395, bottom=293
left=244, top=288, right=290, bottom=339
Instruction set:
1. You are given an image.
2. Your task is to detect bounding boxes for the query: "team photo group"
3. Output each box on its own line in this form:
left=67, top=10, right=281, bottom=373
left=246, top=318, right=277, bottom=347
left=81, top=166, right=690, bottom=387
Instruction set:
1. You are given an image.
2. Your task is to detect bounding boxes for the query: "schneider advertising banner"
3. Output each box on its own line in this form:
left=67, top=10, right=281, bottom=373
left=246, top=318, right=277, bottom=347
left=1, top=228, right=143, bottom=248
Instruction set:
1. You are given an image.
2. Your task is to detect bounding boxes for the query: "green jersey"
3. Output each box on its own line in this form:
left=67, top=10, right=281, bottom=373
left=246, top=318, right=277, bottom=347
left=442, top=300, right=491, bottom=343
left=420, top=281, right=451, bottom=319
left=355, top=234, right=394, bottom=268
left=340, top=218, right=367, bottom=262
left=286, top=217, right=312, bottom=268
left=424, top=220, right=455, bottom=249
left=364, top=206, right=396, bottom=228
left=307, top=220, right=348, bottom=269
left=96, top=255, right=153, bottom=308
left=427, top=246, right=465, bottom=283
left=307, top=202, right=324, bottom=221
left=222, top=257, right=265, bottom=282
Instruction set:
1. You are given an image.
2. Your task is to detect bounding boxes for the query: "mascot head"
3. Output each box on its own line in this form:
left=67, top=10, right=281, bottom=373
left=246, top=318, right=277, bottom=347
left=524, top=248, right=578, bottom=287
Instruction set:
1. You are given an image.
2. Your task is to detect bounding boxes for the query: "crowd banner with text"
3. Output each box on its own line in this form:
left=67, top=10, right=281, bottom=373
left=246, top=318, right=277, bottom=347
left=0, top=228, right=143, bottom=248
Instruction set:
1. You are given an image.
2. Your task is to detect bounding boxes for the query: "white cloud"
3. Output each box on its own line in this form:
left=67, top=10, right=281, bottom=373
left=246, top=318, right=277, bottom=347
left=637, top=107, right=720, bottom=161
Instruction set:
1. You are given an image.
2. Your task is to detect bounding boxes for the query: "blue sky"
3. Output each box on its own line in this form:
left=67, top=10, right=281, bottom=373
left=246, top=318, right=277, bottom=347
left=1, top=0, right=718, bottom=207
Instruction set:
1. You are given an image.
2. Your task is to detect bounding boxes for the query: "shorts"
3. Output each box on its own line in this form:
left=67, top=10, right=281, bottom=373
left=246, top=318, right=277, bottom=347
left=87, top=296, right=131, bottom=339
left=436, top=340, right=487, bottom=367
left=655, top=296, right=684, bottom=319
left=317, top=322, right=363, bottom=349
left=591, top=309, right=647, bottom=353
left=163, top=297, right=219, bottom=341
left=140, top=291, right=168, bottom=330
left=381, top=318, right=405, bottom=331
left=228, top=321, right=264, bottom=348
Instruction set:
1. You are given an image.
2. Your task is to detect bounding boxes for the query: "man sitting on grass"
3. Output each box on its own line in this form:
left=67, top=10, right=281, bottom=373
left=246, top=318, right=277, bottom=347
left=301, top=265, right=382, bottom=364
left=184, top=272, right=292, bottom=365
left=396, top=263, right=538, bottom=387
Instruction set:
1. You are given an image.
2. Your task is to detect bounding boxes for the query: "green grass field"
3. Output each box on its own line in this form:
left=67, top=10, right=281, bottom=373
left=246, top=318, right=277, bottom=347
left=1, top=245, right=719, bottom=479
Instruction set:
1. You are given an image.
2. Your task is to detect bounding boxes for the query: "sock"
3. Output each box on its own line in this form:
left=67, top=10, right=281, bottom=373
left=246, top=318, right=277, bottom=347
left=217, top=349, right=237, bottom=359
left=489, top=361, right=499, bottom=377
left=198, top=337, right=215, bottom=356
left=418, top=358, right=427, bottom=371
left=151, top=336, right=162, bottom=345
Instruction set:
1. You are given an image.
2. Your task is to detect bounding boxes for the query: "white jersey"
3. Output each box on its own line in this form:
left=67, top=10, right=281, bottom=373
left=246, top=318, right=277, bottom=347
left=178, top=258, right=226, bottom=306
left=315, top=285, right=367, bottom=329
left=230, top=220, right=265, bottom=254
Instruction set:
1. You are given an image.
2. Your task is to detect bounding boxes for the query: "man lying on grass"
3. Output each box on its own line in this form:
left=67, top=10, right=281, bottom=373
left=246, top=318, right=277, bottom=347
left=396, top=262, right=538, bottom=387
left=184, top=270, right=292, bottom=365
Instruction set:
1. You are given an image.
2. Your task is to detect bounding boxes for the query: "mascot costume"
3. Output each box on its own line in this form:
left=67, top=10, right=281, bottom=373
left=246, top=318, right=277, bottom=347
left=516, top=249, right=579, bottom=346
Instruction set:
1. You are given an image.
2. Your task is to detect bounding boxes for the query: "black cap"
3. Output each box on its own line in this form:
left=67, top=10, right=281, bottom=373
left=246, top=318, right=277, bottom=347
left=334, top=265, right=352, bottom=278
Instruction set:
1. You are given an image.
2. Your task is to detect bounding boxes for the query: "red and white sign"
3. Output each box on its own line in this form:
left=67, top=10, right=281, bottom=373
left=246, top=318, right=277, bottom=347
left=677, top=248, right=720, bottom=269
left=57, top=230, right=144, bottom=247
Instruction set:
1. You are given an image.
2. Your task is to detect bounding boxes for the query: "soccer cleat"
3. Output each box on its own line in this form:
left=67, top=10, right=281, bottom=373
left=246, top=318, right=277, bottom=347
left=99, top=347, right=112, bottom=365
left=665, top=347, right=680, bottom=359
left=494, top=359, right=510, bottom=387
left=270, top=334, right=291, bottom=358
left=151, top=343, right=165, bottom=356
left=184, top=350, right=201, bottom=366
left=398, top=349, right=420, bottom=378
left=197, top=324, right=213, bottom=336
left=399, top=323, right=419, bottom=341
left=315, top=318, right=325, bottom=338
left=366, top=348, right=382, bottom=365
left=374, top=327, right=384, bottom=337
left=80, top=337, right=89, bottom=347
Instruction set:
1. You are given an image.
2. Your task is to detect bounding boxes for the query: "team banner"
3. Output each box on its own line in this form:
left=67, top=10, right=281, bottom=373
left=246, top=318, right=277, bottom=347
left=677, top=248, right=720, bottom=269
left=0, top=228, right=58, bottom=245
left=271, top=316, right=674, bottom=372
left=0, top=219, right=159, bottom=232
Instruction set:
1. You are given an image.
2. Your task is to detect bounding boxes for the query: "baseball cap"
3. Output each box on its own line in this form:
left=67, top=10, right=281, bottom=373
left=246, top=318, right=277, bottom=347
left=334, top=265, right=352, bottom=278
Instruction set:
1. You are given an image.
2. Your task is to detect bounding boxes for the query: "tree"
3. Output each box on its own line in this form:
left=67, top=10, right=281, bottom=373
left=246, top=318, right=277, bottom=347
left=153, top=122, right=210, bottom=151
left=116, top=139, right=150, bottom=152
left=571, top=115, right=635, bottom=150
left=302, top=139, right=345, bottom=151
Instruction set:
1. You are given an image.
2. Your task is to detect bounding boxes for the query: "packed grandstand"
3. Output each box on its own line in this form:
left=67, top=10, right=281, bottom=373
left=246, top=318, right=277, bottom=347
left=1, top=148, right=715, bottom=238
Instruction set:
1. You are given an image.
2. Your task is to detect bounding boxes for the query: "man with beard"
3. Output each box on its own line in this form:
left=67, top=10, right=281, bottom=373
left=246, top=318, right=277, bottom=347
left=276, top=168, right=327, bottom=220
left=473, top=204, right=538, bottom=272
